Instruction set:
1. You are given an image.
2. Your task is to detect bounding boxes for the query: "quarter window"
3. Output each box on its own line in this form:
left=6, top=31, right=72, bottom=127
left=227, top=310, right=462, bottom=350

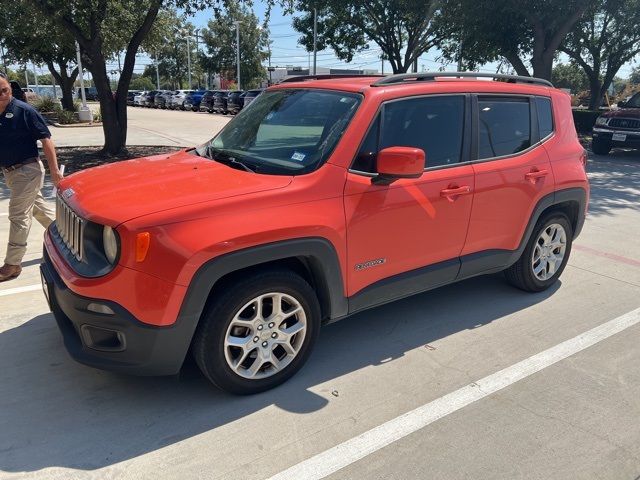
left=478, top=98, right=531, bottom=159
left=351, top=95, right=465, bottom=172
left=535, top=97, right=554, bottom=139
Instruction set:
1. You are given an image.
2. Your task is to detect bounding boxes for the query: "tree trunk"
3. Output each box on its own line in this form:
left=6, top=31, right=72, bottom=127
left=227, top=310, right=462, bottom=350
left=47, top=61, right=78, bottom=112
left=531, top=53, right=554, bottom=81
left=588, top=78, right=604, bottom=110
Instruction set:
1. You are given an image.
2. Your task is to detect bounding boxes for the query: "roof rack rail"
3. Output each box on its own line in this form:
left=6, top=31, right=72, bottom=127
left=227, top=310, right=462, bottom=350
left=280, top=74, right=385, bottom=83
left=371, top=72, right=553, bottom=88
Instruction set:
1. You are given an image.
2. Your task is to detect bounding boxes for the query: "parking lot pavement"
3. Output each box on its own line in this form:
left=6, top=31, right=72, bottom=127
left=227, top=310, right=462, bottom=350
left=49, top=105, right=232, bottom=148
left=1, top=151, right=639, bottom=480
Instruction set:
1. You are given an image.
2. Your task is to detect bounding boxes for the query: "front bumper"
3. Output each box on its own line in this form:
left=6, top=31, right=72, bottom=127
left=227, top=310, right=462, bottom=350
left=41, top=249, right=195, bottom=376
left=593, top=128, right=640, bottom=148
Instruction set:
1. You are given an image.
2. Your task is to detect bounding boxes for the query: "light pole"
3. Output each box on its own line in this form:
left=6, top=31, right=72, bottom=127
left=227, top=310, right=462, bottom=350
left=186, top=34, right=192, bottom=89
left=313, top=8, right=317, bottom=75
left=75, top=41, right=92, bottom=122
left=233, top=21, right=241, bottom=90
left=155, top=51, right=161, bottom=90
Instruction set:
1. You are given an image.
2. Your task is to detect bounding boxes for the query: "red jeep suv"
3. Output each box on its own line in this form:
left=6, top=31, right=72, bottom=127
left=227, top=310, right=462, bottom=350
left=41, top=72, right=589, bottom=394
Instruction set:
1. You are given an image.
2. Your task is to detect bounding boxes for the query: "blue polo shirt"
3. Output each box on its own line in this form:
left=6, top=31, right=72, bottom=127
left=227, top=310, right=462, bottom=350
left=0, top=98, right=51, bottom=168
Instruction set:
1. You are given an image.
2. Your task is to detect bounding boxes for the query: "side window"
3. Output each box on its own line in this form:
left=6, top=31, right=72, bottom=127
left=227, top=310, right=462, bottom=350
left=478, top=98, right=531, bottom=159
left=381, top=96, right=465, bottom=168
left=352, top=116, right=380, bottom=173
left=535, top=97, right=554, bottom=139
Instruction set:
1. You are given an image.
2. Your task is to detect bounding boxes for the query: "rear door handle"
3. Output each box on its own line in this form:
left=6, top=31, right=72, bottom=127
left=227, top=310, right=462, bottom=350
left=440, top=185, right=471, bottom=202
left=525, top=169, right=549, bottom=183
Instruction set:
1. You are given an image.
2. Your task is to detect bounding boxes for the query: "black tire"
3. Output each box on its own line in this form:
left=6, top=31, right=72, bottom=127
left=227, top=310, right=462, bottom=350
left=192, top=270, right=321, bottom=395
left=504, top=212, right=573, bottom=292
left=591, top=138, right=611, bottom=155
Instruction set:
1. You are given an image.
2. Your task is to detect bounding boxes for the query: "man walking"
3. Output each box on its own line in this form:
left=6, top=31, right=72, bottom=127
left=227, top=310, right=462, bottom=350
left=0, top=72, right=62, bottom=282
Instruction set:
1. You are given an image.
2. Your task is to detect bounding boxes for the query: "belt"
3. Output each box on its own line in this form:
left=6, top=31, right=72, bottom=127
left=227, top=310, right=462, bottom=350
left=1, top=157, right=39, bottom=173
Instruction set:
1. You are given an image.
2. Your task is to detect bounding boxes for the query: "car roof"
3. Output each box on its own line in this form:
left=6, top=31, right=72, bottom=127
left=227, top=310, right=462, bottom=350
left=269, top=74, right=555, bottom=97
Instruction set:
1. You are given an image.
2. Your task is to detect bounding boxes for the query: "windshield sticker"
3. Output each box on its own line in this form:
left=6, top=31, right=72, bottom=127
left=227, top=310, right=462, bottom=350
left=291, top=151, right=306, bottom=162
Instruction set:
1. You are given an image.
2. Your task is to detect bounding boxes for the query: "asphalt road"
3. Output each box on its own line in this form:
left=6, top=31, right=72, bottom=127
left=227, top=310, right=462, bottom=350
left=1, top=134, right=639, bottom=479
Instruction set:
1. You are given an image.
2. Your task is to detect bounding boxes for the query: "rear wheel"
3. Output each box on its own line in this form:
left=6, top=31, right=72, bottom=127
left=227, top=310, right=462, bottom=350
left=192, top=270, right=321, bottom=394
left=505, top=213, right=573, bottom=292
left=591, top=138, right=611, bottom=155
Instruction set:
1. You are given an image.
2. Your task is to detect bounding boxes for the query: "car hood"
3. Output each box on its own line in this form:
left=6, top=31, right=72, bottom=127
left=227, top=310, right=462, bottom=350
left=59, top=150, right=293, bottom=225
left=601, top=108, right=640, bottom=119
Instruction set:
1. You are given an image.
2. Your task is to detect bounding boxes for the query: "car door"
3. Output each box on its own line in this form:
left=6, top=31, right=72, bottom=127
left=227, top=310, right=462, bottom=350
left=461, top=95, right=555, bottom=260
left=344, top=95, right=474, bottom=300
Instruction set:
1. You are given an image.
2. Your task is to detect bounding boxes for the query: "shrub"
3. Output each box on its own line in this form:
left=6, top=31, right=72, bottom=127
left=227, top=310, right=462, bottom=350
left=93, top=108, right=102, bottom=122
left=57, top=110, right=78, bottom=124
left=34, top=96, right=60, bottom=113
left=73, top=100, right=82, bottom=112
left=572, top=110, right=602, bottom=134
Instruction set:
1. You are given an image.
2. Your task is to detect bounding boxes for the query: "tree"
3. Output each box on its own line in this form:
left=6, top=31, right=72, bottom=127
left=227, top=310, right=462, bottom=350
left=291, top=0, right=442, bottom=74
left=200, top=1, right=269, bottom=89
left=0, top=3, right=79, bottom=111
left=560, top=0, right=640, bottom=110
left=630, top=66, right=640, bottom=85
left=552, top=63, right=589, bottom=94
left=437, top=0, right=592, bottom=80
left=129, top=75, right=155, bottom=90
left=16, top=0, right=170, bottom=153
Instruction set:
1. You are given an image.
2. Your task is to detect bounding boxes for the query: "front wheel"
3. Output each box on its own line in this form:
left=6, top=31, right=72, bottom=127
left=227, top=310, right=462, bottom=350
left=192, top=270, right=321, bottom=394
left=505, top=213, right=573, bottom=292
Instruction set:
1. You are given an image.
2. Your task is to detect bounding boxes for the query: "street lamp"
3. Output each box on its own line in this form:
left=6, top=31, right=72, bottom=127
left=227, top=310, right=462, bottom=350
left=233, top=20, right=241, bottom=90
left=75, top=41, right=92, bottom=122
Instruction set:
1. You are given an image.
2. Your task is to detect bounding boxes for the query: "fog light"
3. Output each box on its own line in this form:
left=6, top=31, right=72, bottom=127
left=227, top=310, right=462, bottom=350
left=87, top=302, right=115, bottom=315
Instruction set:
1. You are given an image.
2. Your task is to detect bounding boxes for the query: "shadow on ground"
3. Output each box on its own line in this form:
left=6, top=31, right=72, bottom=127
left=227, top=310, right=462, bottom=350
left=0, top=274, right=559, bottom=473
left=587, top=149, right=640, bottom=217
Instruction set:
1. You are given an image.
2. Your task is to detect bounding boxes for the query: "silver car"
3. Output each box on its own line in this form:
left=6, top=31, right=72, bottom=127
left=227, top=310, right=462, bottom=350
left=133, top=91, right=148, bottom=106
left=169, top=90, right=194, bottom=110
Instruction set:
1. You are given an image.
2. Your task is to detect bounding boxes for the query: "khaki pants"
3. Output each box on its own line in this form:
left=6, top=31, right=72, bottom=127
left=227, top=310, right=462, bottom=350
left=2, top=160, right=55, bottom=266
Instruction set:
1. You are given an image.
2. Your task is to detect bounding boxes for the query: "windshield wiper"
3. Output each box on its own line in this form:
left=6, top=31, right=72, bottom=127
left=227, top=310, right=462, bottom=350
left=204, top=145, right=257, bottom=173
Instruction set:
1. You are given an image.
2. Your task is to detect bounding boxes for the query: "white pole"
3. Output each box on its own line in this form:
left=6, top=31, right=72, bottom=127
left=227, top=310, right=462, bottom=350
left=187, top=35, right=192, bottom=89
left=313, top=8, right=317, bottom=75
left=155, top=51, right=161, bottom=90
left=33, top=63, right=39, bottom=91
left=234, top=21, right=241, bottom=90
left=75, top=41, right=91, bottom=122
left=24, top=69, right=29, bottom=88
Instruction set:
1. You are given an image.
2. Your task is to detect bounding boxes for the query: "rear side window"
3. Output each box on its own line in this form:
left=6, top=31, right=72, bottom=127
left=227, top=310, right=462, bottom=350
left=535, top=97, right=554, bottom=139
left=352, top=95, right=465, bottom=172
left=478, top=98, right=531, bottom=159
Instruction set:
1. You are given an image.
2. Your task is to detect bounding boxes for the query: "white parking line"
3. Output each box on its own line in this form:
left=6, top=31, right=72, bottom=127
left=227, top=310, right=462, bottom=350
left=0, top=284, right=42, bottom=297
left=267, top=306, right=640, bottom=480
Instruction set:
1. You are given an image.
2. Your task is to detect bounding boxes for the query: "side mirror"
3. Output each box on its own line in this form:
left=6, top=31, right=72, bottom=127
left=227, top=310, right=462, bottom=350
left=372, top=147, right=425, bottom=185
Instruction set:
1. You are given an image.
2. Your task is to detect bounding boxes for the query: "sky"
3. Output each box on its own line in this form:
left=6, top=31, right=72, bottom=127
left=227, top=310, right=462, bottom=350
left=21, top=1, right=639, bottom=84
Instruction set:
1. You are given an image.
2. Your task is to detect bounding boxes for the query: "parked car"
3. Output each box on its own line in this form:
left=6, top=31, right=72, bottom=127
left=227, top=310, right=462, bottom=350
left=169, top=90, right=193, bottom=110
left=142, top=90, right=160, bottom=107
left=75, top=87, right=99, bottom=101
left=226, top=90, right=245, bottom=114
left=183, top=90, right=207, bottom=111
left=242, top=89, right=263, bottom=108
left=42, top=72, right=589, bottom=395
left=212, top=91, right=231, bottom=114
left=155, top=90, right=176, bottom=109
left=133, top=91, right=148, bottom=106
left=21, top=87, right=40, bottom=103
left=126, top=91, right=141, bottom=106
left=198, top=90, right=216, bottom=113
left=592, top=91, right=640, bottom=155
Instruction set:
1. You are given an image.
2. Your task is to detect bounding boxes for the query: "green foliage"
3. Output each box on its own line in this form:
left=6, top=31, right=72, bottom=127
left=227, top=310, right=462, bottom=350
left=629, top=66, right=640, bottom=85
left=552, top=63, right=589, bottom=93
left=57, top=109, right=78, bottom=124
left=93, top=108, right=102, bottom=123
left=572, top=110, right=602, bottom=134
left=292, top=0, right=442, bottom=74
left=560, top=0, right=640, bottom=109
left=33, top=96, right=60, bottom=113
left=200, top=1, right=269, bottom=89
left=129, top=76, right=155, bottom=91
left=436, top=0, right=593, bottom=79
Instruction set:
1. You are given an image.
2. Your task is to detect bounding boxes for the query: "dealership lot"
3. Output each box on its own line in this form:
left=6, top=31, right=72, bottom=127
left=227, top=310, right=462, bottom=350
left=1, top=140, right=640, bottom=479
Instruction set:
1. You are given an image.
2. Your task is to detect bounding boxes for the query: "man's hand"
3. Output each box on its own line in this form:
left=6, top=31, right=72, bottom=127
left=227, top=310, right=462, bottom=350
left=40, top=137, right=63, bottom=187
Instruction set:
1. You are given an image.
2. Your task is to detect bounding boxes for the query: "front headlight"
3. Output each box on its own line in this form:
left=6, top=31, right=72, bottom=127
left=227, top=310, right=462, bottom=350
left=595, top=117, right=609, bottom=126
left=103, top=226, right=119, bottom=264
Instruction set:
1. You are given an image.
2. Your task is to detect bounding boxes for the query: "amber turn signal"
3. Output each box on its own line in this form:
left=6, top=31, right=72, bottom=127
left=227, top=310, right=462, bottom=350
left=136, top=232, right=151, bottom=262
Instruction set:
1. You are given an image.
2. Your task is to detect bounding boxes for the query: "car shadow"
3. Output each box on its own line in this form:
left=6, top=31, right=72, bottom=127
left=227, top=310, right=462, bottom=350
left=0, top=273, right=560, bottom=472
left=587, top=150, right=640, bottom=217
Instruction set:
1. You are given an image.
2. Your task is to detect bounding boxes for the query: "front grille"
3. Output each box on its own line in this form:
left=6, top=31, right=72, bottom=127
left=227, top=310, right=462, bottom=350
left=56, top=195, right=85, bottom=261
left=609, top=118, right=640, bottom=130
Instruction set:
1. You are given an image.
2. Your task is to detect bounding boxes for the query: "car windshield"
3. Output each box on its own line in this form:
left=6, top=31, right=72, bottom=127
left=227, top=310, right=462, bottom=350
left=626, top=93, right=640, bottom=108
left=196, top=88, right=362, bottom=175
